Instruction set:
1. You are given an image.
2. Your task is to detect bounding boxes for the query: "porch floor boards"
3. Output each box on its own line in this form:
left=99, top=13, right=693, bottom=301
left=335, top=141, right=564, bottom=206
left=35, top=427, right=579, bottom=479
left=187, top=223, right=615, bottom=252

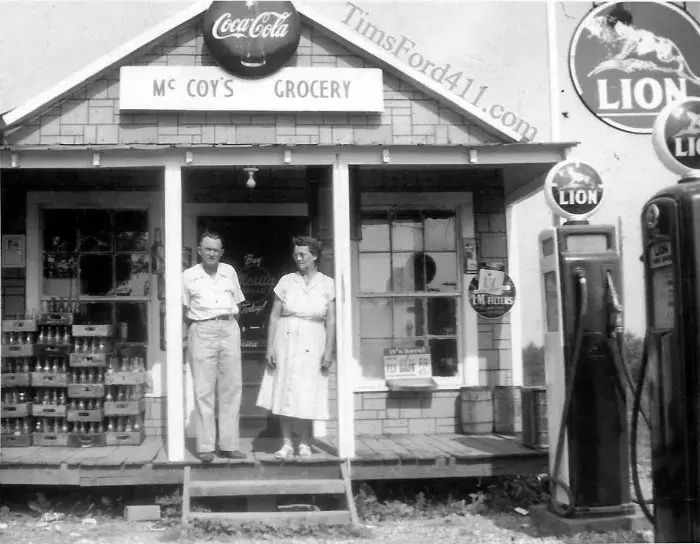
left=0, top=433, right=547, bottom=485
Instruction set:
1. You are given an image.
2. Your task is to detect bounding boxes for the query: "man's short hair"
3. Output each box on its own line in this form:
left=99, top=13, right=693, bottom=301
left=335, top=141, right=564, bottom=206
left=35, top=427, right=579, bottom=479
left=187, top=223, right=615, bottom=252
left=199, top=229, right=223, bottom=246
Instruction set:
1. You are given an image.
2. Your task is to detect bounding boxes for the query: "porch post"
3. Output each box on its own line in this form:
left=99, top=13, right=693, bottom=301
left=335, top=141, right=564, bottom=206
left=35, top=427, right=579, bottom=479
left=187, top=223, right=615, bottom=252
left=332, top=157, right=355, bottom=459
left=506, top=203, right=523, bottom=386
left=164, top=162, right=185, bottom=461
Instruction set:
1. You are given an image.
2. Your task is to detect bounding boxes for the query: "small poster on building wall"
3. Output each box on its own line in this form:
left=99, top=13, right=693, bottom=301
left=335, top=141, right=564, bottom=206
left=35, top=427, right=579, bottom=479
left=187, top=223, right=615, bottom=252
left=2, top=235, right=25, bottom=268
left=383, top=347, right=432, bottom=380
left=468, top=264, right=516, bottom=319
left=463, top=238, right=478, bottom=274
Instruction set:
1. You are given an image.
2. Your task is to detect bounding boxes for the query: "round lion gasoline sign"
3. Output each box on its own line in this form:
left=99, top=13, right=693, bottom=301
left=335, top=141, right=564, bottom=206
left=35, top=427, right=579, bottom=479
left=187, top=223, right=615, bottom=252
left=569, top=1, right=700, bottom=134
left=545, top=159, right=604, bottom=221
left=203, top=1, right=301, bottom=79
left=652, top=97, right=700, bottom=178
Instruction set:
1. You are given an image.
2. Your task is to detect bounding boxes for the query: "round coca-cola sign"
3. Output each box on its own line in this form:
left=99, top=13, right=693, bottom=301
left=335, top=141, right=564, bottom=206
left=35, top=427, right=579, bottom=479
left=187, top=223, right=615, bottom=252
left=203, top=0, right=301, bottom=79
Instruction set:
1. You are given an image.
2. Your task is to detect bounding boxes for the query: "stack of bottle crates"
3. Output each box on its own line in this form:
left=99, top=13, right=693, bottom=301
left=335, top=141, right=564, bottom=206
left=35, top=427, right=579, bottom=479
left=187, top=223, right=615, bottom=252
left=104, top=351, right=146, bottom=445
left=33, top=306, right=74, bottom=445
left=1, top=316, right=36, bottom=447
left=68, top=323, right=111, bottom=447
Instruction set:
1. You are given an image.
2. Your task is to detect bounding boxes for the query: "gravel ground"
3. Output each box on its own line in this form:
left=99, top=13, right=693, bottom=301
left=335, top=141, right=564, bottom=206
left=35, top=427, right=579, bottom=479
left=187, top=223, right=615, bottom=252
left=0, top=509, right=653, bottom=544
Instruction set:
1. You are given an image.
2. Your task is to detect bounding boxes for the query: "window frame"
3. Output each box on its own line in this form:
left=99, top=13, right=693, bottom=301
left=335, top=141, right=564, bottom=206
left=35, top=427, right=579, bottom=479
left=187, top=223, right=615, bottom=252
left=26, top=191, right=163, bottom=395
left=352, top=191, right=476, bottom=391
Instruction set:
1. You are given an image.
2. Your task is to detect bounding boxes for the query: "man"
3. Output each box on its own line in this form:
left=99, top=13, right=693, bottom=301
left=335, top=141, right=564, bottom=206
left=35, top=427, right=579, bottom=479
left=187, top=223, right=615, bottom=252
left=183, top=230, right=246, bottom=462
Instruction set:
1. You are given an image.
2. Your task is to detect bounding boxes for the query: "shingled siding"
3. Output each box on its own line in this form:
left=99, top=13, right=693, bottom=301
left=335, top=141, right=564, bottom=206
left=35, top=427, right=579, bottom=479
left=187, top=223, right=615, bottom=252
left=5, top=21, right=498, bottom=147
left=473, top=182, right=512, bottom=388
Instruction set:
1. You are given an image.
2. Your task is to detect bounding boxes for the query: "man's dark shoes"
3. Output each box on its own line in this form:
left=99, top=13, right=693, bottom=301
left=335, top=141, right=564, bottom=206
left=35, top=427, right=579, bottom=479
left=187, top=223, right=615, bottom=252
left=219, top=450, right=247, bottom=460
left=198, top=451, right=215, bottom=463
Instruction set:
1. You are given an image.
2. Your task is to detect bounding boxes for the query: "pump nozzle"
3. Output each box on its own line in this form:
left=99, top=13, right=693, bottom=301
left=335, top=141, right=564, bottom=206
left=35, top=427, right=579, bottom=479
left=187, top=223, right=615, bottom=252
left=605, top=270, right=624, bottom=339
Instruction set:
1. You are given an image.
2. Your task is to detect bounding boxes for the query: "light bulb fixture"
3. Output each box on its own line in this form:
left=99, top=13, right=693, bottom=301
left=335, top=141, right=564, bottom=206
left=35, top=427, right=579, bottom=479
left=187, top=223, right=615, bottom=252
left=185, top=150, right=194, bottom=164
left=243, top=167, right=258, bottom=189
left=283, top=149, right=292, bottom=164
left=468, top=148, right=478, bottom=163
left=92, top=152, right=101, bottom=167
left=382, top=148, right=391, bottom=163
left=10, top=152, right=19, bottom=168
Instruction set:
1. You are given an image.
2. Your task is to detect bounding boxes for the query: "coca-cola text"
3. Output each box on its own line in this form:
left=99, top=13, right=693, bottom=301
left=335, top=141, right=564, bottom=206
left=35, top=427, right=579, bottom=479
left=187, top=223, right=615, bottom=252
left=212, top=11, right=291, bottom=40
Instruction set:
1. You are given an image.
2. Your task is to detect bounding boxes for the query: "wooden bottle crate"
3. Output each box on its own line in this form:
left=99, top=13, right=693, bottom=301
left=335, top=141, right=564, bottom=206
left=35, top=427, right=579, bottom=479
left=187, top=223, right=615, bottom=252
left=1, top=403, right=32, bottom=418
left=30, top=372, right=69, bottom=387
left=67, top=384, right=105, bottom=398
left=104, top=399, right=144, bottom=416
left=2, top=372, right=31, bottom=387
left=105, top=371, right=146, bottom=385
left=38, top=313, right=74, bottom=326
left=72, top=324, right=112, bottom=337
left=67, top=409, right=103, bottom=422
left=33, top=404, right=67, bottom=417
left=2, top=319, right=38, bottom=332
left=1, top=433, right=33, bottom=447
left=69, top=432, right=106, bottom=448
left=105, top=429, right=145, bottom=446
left=1, top=344, right=36, bottom=357
left=36, top=344, right=71, bottom=357
left=33, top=432, right=70, bottom=447
left=69, top=353, right=108, bottom=367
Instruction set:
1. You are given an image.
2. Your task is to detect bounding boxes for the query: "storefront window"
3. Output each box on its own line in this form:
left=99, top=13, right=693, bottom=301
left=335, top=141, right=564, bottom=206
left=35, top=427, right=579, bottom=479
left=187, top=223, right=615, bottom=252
left=358, top=211, right=459, bottom=380
left=41, top=209, right=150, bottom=347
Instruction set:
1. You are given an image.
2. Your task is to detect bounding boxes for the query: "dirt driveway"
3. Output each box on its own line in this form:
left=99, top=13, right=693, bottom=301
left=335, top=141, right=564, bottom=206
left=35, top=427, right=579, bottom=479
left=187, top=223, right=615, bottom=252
left=0, top=510, right=652, bottom=544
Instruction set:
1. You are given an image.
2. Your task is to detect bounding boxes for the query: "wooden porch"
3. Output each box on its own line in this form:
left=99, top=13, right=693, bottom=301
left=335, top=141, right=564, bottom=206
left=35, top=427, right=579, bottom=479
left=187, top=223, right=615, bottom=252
left=0, top=433, right=546, bottom=486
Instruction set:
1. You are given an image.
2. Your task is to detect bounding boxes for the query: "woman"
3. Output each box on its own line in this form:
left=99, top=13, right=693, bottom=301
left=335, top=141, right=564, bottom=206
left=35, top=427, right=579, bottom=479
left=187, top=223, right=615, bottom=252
left=256, top=235, right=335, bottom=459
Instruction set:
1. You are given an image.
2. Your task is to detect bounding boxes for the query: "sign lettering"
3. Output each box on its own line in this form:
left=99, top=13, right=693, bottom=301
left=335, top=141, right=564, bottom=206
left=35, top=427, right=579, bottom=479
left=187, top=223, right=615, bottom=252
left=119, top=66, right=383, bottom=112
left=569, top=2, right=700, bottom=134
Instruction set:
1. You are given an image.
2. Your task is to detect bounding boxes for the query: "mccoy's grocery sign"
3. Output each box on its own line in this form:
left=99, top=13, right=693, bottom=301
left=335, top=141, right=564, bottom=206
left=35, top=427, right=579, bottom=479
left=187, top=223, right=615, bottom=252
left=119, top=66, right=384, bottom=112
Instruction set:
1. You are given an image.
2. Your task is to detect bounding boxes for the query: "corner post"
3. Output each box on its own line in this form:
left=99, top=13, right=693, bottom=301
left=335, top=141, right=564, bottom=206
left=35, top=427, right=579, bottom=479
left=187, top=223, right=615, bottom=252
left=332, top=157, right=355, bottom=459
left=506, top=203, right=523, bottom=386
left=164, top=162, right=185, bottom=461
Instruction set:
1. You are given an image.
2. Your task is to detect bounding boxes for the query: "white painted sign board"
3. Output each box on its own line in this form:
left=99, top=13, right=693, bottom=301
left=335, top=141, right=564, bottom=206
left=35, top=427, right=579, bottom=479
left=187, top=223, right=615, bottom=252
left=119, top=66, right=384, bottom=112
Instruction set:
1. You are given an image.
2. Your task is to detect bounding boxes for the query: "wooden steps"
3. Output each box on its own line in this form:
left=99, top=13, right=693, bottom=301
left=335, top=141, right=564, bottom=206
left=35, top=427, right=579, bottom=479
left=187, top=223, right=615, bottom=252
left=181, top=459, right=359, bottom=527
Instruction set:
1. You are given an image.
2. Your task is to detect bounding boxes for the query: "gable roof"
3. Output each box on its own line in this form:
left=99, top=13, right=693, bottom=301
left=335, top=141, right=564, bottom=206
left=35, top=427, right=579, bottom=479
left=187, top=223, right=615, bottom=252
left=0, top=0, right=522, bottom=142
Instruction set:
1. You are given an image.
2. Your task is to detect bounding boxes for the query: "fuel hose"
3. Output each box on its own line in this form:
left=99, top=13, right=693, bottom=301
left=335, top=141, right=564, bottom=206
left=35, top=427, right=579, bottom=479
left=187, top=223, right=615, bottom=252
left=629, top=333, right=655, bottom=525
left=604, top=269, right=654, bottom=524
left=548, top=267, right=587, bottom=517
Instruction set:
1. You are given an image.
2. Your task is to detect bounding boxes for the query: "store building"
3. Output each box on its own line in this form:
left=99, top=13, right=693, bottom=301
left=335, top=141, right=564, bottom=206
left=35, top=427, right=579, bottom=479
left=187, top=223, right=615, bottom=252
left=0, top=0, right=573, bottom=468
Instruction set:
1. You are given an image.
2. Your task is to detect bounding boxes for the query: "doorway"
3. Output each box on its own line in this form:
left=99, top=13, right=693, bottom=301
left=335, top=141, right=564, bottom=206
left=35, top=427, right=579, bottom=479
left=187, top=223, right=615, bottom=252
left=197, top=215, right=309, bottom=438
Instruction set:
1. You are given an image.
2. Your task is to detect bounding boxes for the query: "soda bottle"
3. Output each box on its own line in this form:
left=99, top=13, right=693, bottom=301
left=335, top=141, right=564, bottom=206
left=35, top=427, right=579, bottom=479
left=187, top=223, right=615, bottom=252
left=240, top=1, right=267, bottom=69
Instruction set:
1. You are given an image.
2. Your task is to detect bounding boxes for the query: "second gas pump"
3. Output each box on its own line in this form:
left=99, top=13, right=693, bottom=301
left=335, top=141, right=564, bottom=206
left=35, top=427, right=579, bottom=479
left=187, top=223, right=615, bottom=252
left=531, top=158, right=643, bottom=531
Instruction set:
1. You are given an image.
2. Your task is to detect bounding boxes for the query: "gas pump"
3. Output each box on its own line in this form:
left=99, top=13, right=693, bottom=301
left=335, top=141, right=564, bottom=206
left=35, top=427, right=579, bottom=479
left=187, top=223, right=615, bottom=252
left=538, top=159, right=634, bottom=519
left=638, top=97, right=700, bottom=542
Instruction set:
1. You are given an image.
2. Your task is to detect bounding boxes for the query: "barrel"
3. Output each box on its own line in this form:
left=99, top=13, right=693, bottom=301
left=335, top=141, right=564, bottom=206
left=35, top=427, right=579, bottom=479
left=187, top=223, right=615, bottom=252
left=521, top=386, right=548, bottom=448
left=493, top=385, right=522, bottom=434
left=459, top=386, right=493, bottom=434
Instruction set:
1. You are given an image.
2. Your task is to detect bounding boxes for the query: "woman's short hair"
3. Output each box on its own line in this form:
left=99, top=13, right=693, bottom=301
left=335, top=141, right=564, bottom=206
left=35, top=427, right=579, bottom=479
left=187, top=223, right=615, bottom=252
left=292, top=235, right=322, bottom=258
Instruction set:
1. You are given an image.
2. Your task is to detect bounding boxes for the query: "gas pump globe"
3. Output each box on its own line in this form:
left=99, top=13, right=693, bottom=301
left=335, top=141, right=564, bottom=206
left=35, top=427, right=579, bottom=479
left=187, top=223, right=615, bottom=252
left=534, top=158, right=636, bottom=524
